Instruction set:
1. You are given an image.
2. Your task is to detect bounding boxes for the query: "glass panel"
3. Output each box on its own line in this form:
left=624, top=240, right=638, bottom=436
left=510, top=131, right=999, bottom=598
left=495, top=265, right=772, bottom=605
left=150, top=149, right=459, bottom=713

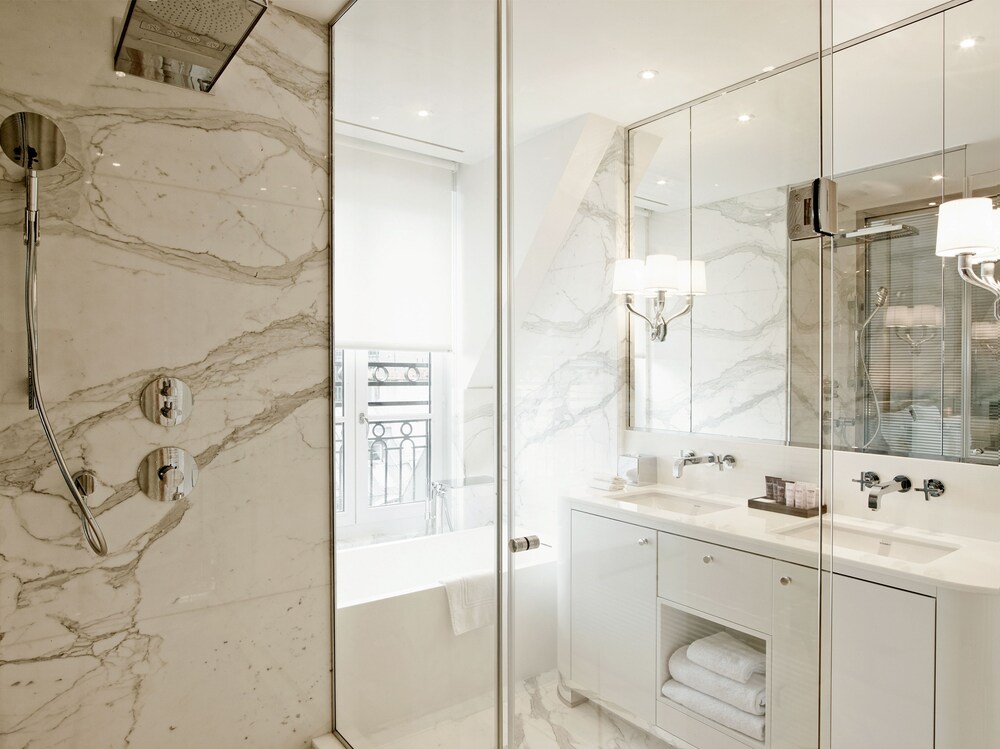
left=826, top=2, right=1000, bottom=749
left=332, top=2, right=498, bottom=747
left=510, top=2, right=822, bottom=749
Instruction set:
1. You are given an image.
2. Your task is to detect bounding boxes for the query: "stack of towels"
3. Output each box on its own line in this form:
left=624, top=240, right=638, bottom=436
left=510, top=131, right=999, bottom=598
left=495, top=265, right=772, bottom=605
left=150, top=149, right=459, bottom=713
left=661, top=631, right=767, bottom=742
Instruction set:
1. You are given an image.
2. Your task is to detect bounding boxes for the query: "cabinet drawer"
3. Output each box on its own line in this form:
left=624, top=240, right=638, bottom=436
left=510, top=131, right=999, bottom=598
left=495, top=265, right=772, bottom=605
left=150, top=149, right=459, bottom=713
left=657, top=533, right=772, bottom=633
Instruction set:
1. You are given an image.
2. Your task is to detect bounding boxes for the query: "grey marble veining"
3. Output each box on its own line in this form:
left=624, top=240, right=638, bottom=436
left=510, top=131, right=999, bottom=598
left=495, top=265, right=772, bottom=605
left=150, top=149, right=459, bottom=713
left=0, top=3, right=331, bottom=748
left=512, top=130, right=625, bottom=540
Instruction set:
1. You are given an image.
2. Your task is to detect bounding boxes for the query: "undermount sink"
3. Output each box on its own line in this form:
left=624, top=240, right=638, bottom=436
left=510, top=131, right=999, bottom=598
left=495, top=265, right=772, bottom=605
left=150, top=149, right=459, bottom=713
left=777, top=521, right=959, bottom=564
left=614, top=491, right=730, bottom=516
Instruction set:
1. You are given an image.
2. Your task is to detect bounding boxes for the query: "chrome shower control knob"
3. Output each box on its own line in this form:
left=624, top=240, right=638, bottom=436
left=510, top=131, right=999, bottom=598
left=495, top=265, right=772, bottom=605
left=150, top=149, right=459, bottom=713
left=138, top=447, right=198, bottom=502
left=141, top=377, right=194, bottom=427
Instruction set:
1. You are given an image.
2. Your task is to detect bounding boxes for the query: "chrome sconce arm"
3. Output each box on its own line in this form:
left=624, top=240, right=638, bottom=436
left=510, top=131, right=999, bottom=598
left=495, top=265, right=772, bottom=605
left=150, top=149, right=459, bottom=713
left=625, top=291, right=694, bottom=342
left=957, top=254, right=1000, bottom=322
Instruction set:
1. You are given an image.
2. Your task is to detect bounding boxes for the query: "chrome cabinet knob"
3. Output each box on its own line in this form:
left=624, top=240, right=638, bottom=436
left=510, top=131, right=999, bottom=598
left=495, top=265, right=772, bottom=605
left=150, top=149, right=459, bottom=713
left=637, top=537, right=650, bottom=546
left=780, top=576, right=792, bottom=586
left=702, top=555, right=713, bottom=564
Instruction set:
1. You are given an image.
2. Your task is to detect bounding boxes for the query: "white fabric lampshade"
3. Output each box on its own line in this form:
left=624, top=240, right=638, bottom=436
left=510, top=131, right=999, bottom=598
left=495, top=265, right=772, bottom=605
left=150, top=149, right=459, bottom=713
left=644, top=254, right=678, bottom=292
left=976, top=209, right=1000, bottom=262
left=885, top=305, right=910, bottom=328
left=912, top=304, right=943, bottom=328
left=936, top=198, right=994, bottom=257
left=676, top=260, right=708, bottom=296
left=972, top=321, right=1000, bottom=340
left=612, top=258, right=646, bottom=294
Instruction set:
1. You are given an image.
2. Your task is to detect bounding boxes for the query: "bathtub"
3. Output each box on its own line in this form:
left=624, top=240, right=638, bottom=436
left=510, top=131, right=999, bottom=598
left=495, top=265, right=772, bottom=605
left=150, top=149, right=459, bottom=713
left=333, top=525, right=556, bottom=741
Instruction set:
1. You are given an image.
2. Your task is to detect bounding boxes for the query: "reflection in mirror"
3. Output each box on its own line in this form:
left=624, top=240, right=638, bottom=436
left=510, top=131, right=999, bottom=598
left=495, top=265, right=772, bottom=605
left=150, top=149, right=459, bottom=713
left=826, top=0, right=999, bottom=465
left=630, top=62, right=821, bottom=447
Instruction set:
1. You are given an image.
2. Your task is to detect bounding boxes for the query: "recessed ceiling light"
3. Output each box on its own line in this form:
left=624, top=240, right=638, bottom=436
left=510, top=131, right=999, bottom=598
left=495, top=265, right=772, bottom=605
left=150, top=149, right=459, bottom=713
left=370, top=115, right=380, bottom=121
left=260, top=187, right=267, bottom=191
left=656, top=179, right=667, bottom=185
left=737, top=114, right=754, bottom=123
left=417, top=109, right=431, bottom=118
left=638, top=69, right=659, bottom=80
left=762, top=65, right=775, bottom=73
left=111, top=161, right=121, bottom=167
left=932, top=174, right=944, bottom=181
left=959, top=37, right=978, bottom=49
left=929, top=202, right=938, bottom=206
left=114, top=71, right=127, bottom=78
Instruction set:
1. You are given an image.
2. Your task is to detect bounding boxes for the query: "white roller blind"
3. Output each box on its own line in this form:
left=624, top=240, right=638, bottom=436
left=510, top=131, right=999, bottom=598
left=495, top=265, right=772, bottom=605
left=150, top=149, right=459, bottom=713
left=335, top=141, right=454, bottom=351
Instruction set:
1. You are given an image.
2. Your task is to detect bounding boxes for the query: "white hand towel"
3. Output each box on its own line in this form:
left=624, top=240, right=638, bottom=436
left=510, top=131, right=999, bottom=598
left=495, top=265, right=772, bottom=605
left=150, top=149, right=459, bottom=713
left=687, top=631, right=766, bottom=683
left=661, top=680, right=766, bottom=742
left=442, top=570, right=496, bottom=636
left=669, top=645, right=766, bottom=715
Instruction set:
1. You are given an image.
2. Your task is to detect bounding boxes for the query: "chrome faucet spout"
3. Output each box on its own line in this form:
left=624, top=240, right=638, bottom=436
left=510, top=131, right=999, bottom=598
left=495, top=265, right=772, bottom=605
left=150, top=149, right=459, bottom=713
left=671, top=450, right=735, bottom=479
left=867, top=475, right=912, bottom=511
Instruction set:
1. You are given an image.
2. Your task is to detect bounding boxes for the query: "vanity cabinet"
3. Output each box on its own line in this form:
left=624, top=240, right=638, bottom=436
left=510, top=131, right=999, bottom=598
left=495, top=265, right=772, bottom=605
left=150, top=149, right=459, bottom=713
left=569, top=511, right=657, bottom=724
left=827, top=574, right=935, bottom=749
left=771, top=561, right=819, bottom=749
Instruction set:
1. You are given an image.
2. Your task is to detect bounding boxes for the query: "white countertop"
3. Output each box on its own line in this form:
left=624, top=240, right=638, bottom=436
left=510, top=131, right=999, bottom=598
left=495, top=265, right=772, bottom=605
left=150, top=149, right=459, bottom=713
left=563, top=483, right=1000, bottom=595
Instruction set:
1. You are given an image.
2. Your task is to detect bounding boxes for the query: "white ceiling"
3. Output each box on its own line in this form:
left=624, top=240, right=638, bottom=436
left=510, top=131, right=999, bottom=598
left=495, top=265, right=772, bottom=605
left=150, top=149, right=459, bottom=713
left=273, top=0, right=349, bottom=22
left=326, top=0, right=998, bottom=213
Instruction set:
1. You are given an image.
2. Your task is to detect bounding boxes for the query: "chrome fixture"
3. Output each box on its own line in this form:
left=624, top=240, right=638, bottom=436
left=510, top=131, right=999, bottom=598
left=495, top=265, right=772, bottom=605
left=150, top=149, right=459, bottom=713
left=613, top=256, right=706, bottom=342
left=509, top=535, right=541, bottom=553
left=850, top=471, right=881, bottom=491
left=885, top=304, right=942, bottom=352
left=617, top=454, right=658, bottom=486
left=137, top=447, right=199, bottom=502
left=916, top=479, right=945, bottom=501
left=834, top=223, right=919, bottom=247
left=1, top=112, right=108, bottom=556
left=141, top=376, right=194, bottom=426
left=787, top=178, right=839, bottom=240
left=856, top=286, right=889, bottom=449
left=114, top=0, right=268, bottom=92
left=867, top=474, right=912, bottom=511
left=672, top=451, right=736, bottom=479
left=935, top=198, right=1000, bottom=321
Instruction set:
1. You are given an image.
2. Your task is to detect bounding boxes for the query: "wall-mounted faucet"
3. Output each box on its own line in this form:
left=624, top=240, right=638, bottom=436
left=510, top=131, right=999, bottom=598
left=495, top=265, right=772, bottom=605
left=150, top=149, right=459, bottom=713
left=672, top=451, right=736, bottom=479
left=867, top=474, right=912, bottom=511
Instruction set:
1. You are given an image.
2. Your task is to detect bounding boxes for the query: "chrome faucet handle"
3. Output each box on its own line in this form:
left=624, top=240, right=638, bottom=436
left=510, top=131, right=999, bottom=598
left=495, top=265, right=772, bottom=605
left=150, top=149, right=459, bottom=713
left=852, top=471, right=881, bottom=491
left=679, top=450, right=695, bottom=459
left=717, top=454, right=736, bottom=471
left=916, top=479, right=945, bottom=501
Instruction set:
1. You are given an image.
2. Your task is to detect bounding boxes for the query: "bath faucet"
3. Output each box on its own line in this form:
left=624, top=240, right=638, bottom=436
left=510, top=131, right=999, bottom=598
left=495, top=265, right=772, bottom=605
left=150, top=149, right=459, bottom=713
left=672, top=451, right=736, bottom=479
left=867, top=474, right=912, bottom=511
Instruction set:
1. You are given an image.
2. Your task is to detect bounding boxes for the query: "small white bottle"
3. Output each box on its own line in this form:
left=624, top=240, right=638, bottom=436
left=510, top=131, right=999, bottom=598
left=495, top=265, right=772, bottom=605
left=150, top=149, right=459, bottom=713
left=785, top=483, right=797, bottom=508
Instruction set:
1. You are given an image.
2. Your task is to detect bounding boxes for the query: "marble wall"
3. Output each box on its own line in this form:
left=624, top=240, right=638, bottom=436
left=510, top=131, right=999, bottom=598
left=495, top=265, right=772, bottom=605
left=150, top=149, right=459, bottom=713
left=0, top=3, right=331, bottom=748
left=639, top=188, right=789, bottom=443
left=512, top=129, right=625, bottom=543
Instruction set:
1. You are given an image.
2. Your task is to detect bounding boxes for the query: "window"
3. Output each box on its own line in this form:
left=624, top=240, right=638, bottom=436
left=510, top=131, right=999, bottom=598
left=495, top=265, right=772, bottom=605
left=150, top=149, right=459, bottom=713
left=334, top=349, right=448, bottom=527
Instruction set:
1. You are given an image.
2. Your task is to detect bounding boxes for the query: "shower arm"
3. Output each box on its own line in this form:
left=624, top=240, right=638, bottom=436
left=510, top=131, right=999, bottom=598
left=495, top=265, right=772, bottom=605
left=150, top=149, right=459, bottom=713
left=23, top=170, right=108, bottom=556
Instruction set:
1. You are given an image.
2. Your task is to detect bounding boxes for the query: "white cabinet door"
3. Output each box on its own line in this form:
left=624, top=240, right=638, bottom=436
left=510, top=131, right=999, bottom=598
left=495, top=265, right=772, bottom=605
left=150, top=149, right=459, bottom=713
left=829, top=574, right=935, bottom=749
left=570, top=511, right=657, bottom=724
left=771, top=561, right=819, bottom=749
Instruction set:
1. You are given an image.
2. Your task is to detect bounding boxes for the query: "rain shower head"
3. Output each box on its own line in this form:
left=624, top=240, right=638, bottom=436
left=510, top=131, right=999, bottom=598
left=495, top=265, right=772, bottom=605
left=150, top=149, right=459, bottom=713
left=113, top=0, right=268, bottom=92
left=0, top=112, right=66, bottom=171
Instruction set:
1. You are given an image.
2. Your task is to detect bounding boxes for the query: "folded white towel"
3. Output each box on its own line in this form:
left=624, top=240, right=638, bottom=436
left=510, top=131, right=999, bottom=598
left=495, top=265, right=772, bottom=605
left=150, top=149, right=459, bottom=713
left=442, top=570, right=495, bottom=636
left=588, top=479, right=624, bottom=492
left=687, top=631, right=765, bottom=683
left=661, top=680, right=766, bottom=742
left=669, top=645, right=766, bottom=715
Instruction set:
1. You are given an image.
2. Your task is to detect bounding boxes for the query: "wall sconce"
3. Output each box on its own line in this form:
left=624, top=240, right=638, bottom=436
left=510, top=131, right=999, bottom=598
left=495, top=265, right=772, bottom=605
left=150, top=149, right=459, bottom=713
left=884, top=304, right=942, bottom=352
left=973, top=321, right=1000, bottom=358
left=936, top=198, right=1000, bottom=320
left=613, top=255, right=707, bottom=341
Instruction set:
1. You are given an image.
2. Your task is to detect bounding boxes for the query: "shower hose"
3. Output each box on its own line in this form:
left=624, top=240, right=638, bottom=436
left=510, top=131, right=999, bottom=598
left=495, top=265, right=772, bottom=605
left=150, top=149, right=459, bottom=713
left=24, top=192, right=108, bottom=556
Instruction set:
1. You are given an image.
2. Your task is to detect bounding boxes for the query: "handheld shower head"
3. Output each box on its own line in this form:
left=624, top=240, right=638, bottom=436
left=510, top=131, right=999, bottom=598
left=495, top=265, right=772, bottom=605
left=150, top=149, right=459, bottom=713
left=874, top=286, right=889, bottom=309
left=861, top=286, right=889, bottom=330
